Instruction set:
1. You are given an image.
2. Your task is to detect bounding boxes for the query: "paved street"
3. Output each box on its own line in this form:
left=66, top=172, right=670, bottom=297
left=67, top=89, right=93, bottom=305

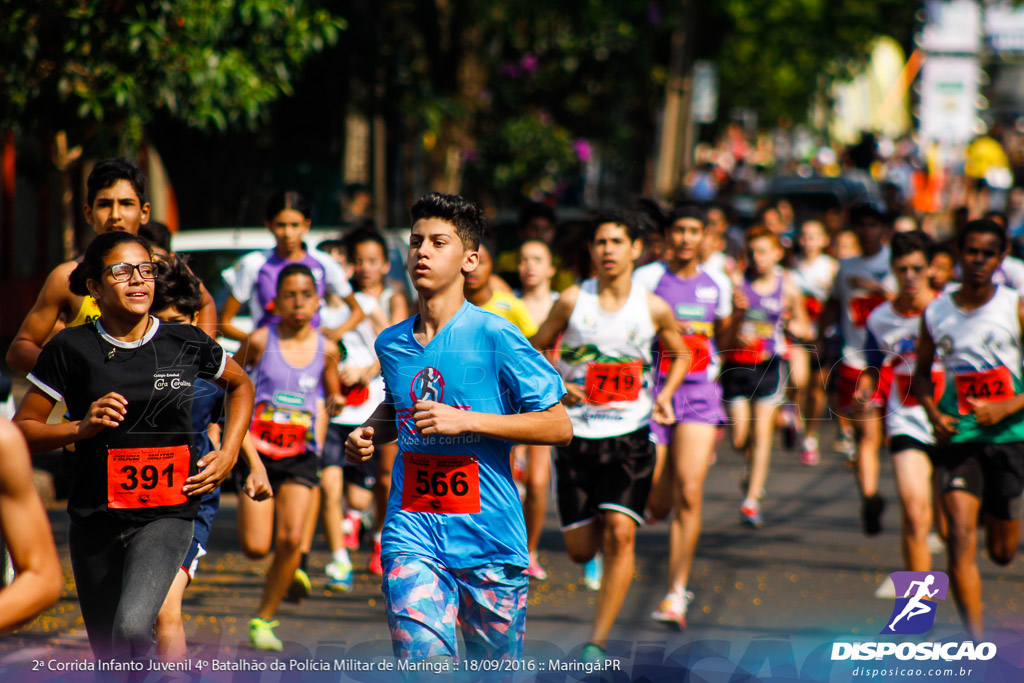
left=2, top=423, right=1023, bottom=681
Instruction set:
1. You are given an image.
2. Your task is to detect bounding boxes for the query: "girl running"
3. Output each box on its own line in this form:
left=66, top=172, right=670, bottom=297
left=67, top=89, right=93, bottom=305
left=14, top=231, right=254, bottom=660
left=722, top=226, right=811, bottom=527
left=788, top=220, right=838, bottom=465
left=233, top=264, right=342, bottom=651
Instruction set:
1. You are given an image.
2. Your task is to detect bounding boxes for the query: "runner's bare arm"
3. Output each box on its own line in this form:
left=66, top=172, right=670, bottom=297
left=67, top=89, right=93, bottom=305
left=5, top=262, right=76, bottom=374
left=323, top=343, right=345, bottom=415
left=218, top=294, right=250, bottom=342
left=0, top=419, right=62, bottom=632
left=912, top=317, right=957, bottom=442
left=14, top=388, right=127, bottom=452
left=240, top=431, right=273, bottom=501
left=321, top=292, right=366, bottom=341
left=197, top=282, right=218, bottom=337
left=530, top=285, right=578, bottom=355
left=649, top=293, right=691, bottom=424
left=388, top=289, right=410, bottom=324
left=783, top=275, right=813, bottom=342
left=412, top=400, right=572, bottom=446
left=185, top=357, right=254, bottom=496
left=231, top=326, right=268, bottom=371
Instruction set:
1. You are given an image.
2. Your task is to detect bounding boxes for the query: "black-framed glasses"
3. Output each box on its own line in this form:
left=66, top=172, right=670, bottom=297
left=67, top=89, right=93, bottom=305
left=105, top=262, right=157, bottom=282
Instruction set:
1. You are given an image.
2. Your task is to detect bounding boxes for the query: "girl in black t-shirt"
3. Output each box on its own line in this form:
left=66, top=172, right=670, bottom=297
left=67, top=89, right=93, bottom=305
left=14, top=232, right=255, bottom=660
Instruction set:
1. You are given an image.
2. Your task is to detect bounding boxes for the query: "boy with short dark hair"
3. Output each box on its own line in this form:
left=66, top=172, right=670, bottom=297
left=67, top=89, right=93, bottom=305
left=346, top=192, right=572, bottom=663
left=531, top=209, right=691, bottom=661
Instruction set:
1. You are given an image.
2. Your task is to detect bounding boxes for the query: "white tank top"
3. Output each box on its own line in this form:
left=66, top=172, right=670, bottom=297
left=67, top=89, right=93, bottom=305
left=321, top=291, right=386, bottom=426
left=378, top=286, right=395, bottom=323
left=924, top=285, right=1024, bottom=443
left=558, top=278, right=656, bottom=439
left=791, top=254, right=836, bottom=303
left=865, top=302, right=940, bottom=445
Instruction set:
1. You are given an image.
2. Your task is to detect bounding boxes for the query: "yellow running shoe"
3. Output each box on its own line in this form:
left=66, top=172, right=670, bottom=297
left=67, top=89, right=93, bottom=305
left=248, top=618, right=283, bottom=651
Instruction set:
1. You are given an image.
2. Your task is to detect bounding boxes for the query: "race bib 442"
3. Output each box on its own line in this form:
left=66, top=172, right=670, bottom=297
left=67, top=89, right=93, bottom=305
left=955, top=366, right=1015, bottom=415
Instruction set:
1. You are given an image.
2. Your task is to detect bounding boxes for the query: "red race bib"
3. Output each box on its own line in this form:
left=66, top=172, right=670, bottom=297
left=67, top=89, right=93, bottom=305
left=251, top=420, right=308, bottom=459
left=585, top=361, right=643, bottom=403
left=401, top=453, right=480, bottom=513
left=341, top=383, right=370, bottom=407
left=107, top=445, right=190, bottom=509
left=893, top=369, right=945, bottom=408
left=849, top=293, right=887, bottom=327
left=955, top=366, right=1015, bottom=415
left=659, top=335, right=711, bottom=375
left=804, top=296, right=823, bottom=321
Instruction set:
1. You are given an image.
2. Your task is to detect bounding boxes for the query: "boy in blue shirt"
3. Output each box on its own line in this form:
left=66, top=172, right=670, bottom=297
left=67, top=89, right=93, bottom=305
left=346, top=192, right=571, bottom=662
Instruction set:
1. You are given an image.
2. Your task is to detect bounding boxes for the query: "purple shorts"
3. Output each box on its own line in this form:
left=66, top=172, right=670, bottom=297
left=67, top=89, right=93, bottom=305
left=650, top=380, right=725, bottom=445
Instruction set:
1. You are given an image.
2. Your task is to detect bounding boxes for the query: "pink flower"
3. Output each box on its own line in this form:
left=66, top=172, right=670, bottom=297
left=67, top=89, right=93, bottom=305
left=520, top=54, right=539, bottom=73
left=574, top=139, right=593, bottom=163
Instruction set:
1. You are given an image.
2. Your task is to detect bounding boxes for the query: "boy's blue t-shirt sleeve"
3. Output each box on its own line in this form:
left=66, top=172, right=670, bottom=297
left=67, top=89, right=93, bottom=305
left=495, top=324, right=566, bottom=413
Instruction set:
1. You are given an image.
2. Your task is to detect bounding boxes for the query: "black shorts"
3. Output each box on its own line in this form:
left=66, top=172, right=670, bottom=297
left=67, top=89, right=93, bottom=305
left=935, top=441, right=1024, bottom=520
left=553, top=426, right=655, bottom=528
left=323, top=423, right=378, bottom=491
left=720, top=358, right=784, bottom=404
left=889, top=435, right=933, bottom=457
left=236, top=450, right=319, bottom=492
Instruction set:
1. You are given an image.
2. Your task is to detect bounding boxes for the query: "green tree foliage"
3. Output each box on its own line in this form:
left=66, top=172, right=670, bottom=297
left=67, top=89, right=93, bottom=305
left=714, top=0, right=918, bottom=126
left=380, top=0, right=676, bottom=202
left=0, top=1, right=346, bottom=151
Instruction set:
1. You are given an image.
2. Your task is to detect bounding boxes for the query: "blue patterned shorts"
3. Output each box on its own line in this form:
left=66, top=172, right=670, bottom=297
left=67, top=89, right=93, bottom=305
left=381, top=554, right=529, bottom=662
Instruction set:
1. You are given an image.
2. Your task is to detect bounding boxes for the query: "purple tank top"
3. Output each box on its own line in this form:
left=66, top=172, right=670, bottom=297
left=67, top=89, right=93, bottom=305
left=653, top=269, right=724, bottom=383
left=733, top=274, right=784, bottom=363
left=250, top=326, right=326, bottom=455
left=254, top=251, right=329, bottom=328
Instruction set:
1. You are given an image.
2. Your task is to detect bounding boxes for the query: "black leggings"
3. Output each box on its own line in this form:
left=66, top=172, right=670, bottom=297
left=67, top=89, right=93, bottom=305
left=69, top=517, right=193, bottom=659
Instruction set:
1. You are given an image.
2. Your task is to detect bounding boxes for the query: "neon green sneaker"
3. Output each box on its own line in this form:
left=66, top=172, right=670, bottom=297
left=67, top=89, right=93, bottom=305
left=248, top=618, right=283, bottom=651
left=285, top=568, right=312, bottom=603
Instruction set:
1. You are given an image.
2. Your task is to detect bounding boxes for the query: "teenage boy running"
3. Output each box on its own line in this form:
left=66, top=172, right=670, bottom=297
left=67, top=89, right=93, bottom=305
left=346, top=192, right=571, bottom=663
left=819, top=205, right=894, bottom=534
left=531, top=210, right=690, bottom=661
left=6, top=158, right=215, bottom=373
left=861, top=231, right=943, bottom=578
left=913, top=218, right=1024, bottom=639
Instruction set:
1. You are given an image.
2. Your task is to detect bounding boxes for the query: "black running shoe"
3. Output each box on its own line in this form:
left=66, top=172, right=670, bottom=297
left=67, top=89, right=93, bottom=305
left=861, top=494, right=885, bottom=536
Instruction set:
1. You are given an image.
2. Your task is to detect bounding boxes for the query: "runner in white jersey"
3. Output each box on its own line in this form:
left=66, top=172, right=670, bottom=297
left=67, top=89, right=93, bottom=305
left=819, top=205, right=895, bottom=535
left=913, top=219, right=1024, bottom=639
left=340, top=231, right=409, bottom=576
left=532, top=210, right=690, bottom=662
left=789, top=220, right=838, bottom=465
left=319, top=286, right=384, bottom=591
left=862, top=231, right=944, bottom=577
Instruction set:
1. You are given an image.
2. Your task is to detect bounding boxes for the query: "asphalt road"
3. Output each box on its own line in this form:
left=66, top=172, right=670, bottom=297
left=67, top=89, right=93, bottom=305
left=2, top=422, right=1023, bottom=682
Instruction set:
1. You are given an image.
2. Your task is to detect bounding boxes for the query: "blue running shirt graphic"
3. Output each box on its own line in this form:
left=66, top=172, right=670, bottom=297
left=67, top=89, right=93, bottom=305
left=880, top=571, right=949, bottom=635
